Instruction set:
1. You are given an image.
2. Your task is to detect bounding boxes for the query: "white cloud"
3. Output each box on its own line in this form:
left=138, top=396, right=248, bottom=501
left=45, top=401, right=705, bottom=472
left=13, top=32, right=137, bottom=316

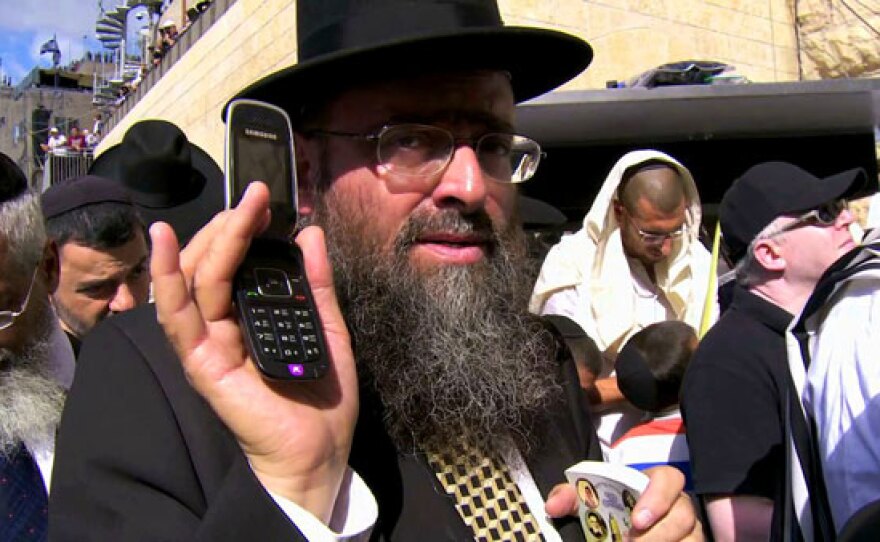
left=0, top=0, right=103, bottom=36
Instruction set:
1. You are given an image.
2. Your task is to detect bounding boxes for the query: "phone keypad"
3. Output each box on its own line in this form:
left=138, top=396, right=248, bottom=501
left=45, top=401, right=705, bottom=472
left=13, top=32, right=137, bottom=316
left=238, top=260, right=328, bottom=380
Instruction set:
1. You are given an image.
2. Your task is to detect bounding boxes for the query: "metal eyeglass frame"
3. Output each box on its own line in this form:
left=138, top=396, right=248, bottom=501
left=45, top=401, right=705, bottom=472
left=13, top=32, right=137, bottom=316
left=307, top=123, right=544, bottom=184
left=0, top=266, right=39, bottom=331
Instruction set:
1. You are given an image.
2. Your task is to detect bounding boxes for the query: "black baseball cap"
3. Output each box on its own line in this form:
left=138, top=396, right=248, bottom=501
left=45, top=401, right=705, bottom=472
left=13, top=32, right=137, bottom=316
left=720, top=161, right=870, bottom=264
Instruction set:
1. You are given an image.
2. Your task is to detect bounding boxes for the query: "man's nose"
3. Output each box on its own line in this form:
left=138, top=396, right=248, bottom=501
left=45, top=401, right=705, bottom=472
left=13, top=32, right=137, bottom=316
left=109, top=284, right=136, bottom=313
left=837, top=208, right=855, bottom=228
left=659, top=237, right=675, bottom=257
left=429, top=145, right=488, bottom=213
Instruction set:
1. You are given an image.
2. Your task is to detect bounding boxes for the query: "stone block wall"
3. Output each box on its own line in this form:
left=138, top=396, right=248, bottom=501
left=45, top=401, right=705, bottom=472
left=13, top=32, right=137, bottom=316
left=99, top=0, right=297, bottom=161
left=100, top=0, right=807, bottom=164
left=795, top=0, right=880, bottom=78
left=502, top=0, right=799, bottom=90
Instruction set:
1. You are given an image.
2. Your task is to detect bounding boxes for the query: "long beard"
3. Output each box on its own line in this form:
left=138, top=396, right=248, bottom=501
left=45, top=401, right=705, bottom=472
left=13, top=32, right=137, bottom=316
left=0, top=302, right=66, bottom=457
left=314, top=195, right=561, bottom=453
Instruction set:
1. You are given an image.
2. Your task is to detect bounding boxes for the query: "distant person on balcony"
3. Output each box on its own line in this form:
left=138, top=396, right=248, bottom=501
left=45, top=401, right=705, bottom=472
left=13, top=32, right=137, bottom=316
left=67, top=127, right=85, bottom=152
left=149, top=45, right=163, bottom=67
left=92, top=113, right=103, bottom=138
left=164, top=20, right=179, bottom=41
left=158, top=20, right=178, bottom=55
left=41, top=175, right=150, bottom=356
left=40, top=127, right=66, bottom=154
left=83, top=129, right=98, bottom=149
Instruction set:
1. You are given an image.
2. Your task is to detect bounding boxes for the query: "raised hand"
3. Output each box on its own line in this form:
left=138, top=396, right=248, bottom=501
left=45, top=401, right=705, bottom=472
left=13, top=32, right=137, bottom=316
left=150, top=182, right=358, bottom=523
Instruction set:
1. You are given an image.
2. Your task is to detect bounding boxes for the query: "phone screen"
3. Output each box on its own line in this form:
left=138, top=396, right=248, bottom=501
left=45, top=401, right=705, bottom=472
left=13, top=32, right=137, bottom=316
left=232, top=128, right=292, bottom=210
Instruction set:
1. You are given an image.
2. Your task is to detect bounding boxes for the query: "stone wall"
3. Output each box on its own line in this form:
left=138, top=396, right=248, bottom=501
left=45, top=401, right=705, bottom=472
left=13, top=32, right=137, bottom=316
left=99, top=0, right=807, bottom=164
left=502, top=0, right=799, bottom=90
left=97, top=0, right=297, bottom=161
left=795, top=0, right=880, bottom=78
left=0, top=86, right=95, bottom=183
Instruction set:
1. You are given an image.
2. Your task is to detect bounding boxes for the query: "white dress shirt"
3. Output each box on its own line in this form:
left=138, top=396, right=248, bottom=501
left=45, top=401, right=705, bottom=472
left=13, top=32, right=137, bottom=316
left=23, top=320, right=75, bottom=494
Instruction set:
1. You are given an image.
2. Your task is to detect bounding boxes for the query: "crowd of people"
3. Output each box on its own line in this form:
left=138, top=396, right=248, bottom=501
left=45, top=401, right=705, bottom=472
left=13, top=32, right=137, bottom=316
left=39, top=114, right=104, bottom=157
left=1, top=0, right=879, bottom=541
left=114, top=1, right=214, bottom=108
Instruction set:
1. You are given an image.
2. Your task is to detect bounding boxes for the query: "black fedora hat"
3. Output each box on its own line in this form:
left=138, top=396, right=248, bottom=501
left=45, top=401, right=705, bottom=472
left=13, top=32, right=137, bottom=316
left=89, top=120, right=224, bottom=244
left=519, top=195, right=567, bottom=229
left=228, top=0, right=593, bottom=119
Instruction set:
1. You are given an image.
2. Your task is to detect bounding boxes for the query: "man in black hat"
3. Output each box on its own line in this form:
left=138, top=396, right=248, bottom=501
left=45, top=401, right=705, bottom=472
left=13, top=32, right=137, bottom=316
left=681, top=161, right=867, bottom=541
left=0, top=153, right=73, bottom=542
left=51, top=1, right=699, bottom=540
left=41, top=175, right=150, bottom=356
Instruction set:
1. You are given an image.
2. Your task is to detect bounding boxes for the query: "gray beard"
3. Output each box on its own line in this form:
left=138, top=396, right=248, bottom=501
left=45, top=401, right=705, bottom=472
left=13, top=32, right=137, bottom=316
left=0, top=302, right=65, bottom=457
left=313, top=196, right=562, bottom=453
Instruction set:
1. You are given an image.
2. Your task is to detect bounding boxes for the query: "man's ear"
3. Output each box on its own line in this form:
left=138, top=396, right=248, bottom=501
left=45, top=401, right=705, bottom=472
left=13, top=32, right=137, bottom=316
left=612, top=200, right=624, bottom=222
left=294, top=133, right=318, bottom=216
left=41, top=240, right=60, bottom=294
left=752, top=238, right=786, bottom=272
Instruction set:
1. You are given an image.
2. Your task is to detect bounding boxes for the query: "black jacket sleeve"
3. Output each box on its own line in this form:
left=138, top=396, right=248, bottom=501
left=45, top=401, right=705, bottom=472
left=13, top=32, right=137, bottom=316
left=49, top=306, right=307, bottom=542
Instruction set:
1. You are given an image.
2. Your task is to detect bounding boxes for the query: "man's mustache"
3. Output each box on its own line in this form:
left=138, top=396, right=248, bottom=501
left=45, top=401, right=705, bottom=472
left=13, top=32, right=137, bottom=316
left=394, top=209, right=498, bottom=251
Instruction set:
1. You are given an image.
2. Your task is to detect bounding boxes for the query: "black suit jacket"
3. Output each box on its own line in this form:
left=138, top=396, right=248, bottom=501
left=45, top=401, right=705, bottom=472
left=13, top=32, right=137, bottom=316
left=50, top=305, right=600, bottom=541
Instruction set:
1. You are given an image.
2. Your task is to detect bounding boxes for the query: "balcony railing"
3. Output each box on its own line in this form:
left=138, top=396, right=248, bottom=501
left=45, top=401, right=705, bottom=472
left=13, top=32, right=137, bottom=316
left=102, top=0, right=236, bottom=135
left=40, top=150, right=95, bottom=191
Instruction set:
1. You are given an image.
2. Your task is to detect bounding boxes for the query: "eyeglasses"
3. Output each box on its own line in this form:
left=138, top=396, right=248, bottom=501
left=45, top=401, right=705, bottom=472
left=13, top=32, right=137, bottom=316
left=635, top=224, right=687, bottom=246
left=0, top=267, right=38, bottom=331
left=765, top=199, right=848, bottom=238
left=615, top=200, right=687, bottom=245
left=308, top=123, right=543, bottom=187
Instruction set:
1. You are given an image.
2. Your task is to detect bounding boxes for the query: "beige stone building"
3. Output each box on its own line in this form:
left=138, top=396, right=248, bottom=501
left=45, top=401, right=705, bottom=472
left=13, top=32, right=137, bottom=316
left=0, top=72, right=97, bottom=184
left=98, top=0, right=880, bottom=166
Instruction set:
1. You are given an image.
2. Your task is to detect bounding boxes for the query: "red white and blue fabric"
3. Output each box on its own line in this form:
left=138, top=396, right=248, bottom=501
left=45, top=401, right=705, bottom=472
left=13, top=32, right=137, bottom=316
left=607, top=412, right=693, bottom=491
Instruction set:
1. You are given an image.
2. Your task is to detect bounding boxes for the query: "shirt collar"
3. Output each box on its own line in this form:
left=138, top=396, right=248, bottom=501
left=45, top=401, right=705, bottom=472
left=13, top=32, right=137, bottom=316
left=731, top=283, right=793, bottom=334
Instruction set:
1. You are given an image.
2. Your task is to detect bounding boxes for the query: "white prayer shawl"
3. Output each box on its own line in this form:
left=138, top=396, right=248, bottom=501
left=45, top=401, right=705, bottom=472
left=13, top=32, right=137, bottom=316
left=529, top=149, right=716, bottom=359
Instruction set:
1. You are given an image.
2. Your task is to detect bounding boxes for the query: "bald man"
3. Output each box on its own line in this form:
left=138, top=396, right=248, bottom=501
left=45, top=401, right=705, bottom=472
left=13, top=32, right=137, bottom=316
left=531, top=150, right=715, bottom=451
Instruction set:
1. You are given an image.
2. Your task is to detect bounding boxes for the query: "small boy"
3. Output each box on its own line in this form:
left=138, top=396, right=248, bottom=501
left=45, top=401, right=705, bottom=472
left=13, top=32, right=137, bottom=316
left=607, top=321, right=697, bottom=490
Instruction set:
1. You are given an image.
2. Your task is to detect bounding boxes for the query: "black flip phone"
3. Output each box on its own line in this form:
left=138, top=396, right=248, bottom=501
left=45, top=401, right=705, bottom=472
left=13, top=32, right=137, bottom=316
left=225, top=99, right=328, bottom=380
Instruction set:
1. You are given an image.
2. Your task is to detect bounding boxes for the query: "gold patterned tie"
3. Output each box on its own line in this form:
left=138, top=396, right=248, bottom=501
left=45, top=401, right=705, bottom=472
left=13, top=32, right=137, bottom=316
left=425, top=437, right=546, bottom=542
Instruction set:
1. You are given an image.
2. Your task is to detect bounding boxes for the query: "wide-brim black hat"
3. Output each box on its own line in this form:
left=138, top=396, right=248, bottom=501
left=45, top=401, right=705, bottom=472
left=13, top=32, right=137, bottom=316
left=90, top=120, right=224, bottom=244
left=227, top=0, right=593, bottom=119
left=519, top=195, right=567, bottom=229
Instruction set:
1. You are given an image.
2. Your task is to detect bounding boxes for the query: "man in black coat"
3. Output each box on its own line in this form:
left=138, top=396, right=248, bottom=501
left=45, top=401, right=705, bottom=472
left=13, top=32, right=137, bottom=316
left=49, top=1, right=698, bottom=540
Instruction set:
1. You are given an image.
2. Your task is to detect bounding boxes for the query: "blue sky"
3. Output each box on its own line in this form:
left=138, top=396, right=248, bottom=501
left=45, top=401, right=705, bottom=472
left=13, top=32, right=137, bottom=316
left=0, top=0, right=148, bottom=85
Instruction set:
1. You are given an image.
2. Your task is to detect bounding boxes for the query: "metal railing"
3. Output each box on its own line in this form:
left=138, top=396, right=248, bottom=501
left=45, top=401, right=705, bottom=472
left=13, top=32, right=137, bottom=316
left=103, top=0, right=236, bottom=134
left=40, top=151, right=95, bottom=191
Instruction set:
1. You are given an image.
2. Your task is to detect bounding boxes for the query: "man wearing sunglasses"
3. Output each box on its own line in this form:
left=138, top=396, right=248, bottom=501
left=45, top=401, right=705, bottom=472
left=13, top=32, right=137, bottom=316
left=531, top=150, right=715, bottom=452
left=681, top=161, right=867, bottom=541
left=0, top=152, right=74, bottom=542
